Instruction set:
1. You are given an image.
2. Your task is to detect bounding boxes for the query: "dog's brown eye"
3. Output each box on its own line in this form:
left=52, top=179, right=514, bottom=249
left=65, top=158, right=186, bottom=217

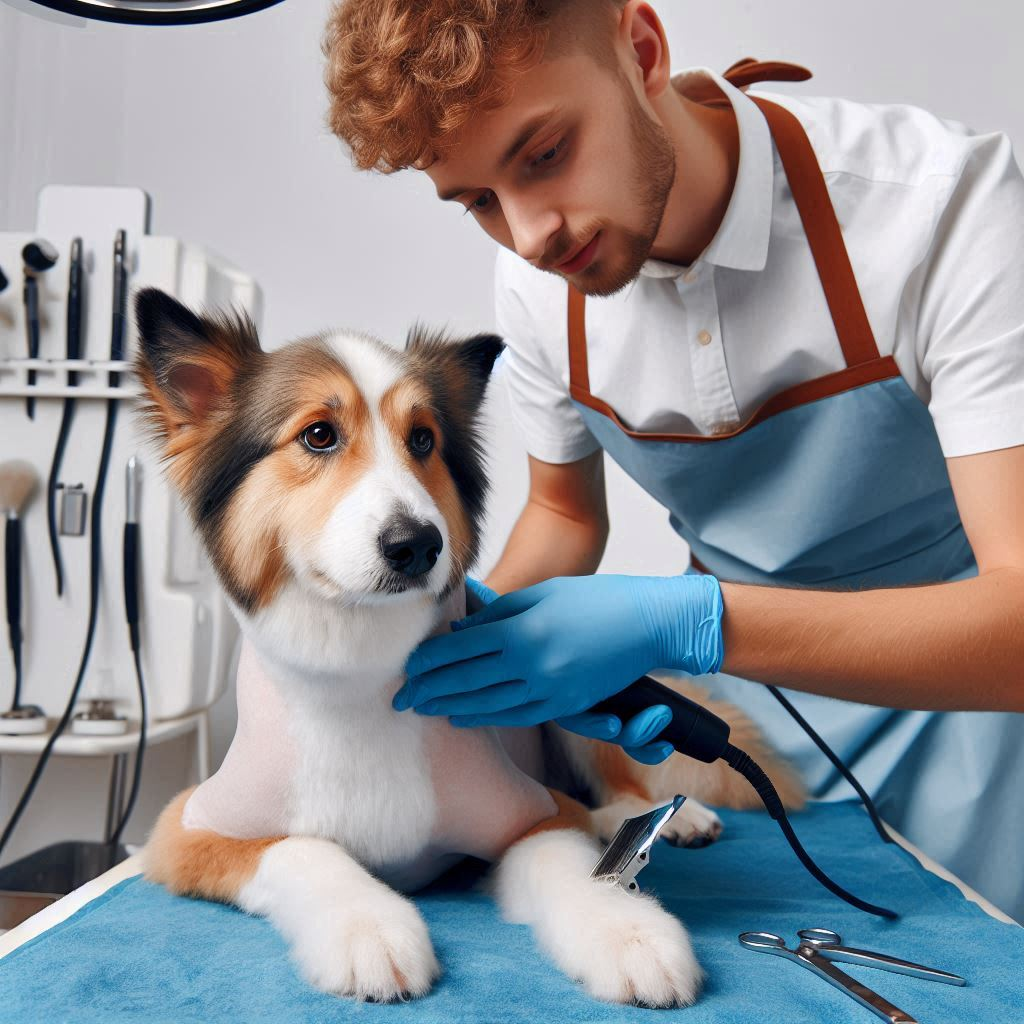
left=409, top=427, right=434, bottom=457
left=301, top=421, right=338, bottom=452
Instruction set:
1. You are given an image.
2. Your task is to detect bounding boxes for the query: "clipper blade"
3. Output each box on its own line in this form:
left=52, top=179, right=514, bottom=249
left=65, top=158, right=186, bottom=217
left=591, top=795, right=685, bottom=895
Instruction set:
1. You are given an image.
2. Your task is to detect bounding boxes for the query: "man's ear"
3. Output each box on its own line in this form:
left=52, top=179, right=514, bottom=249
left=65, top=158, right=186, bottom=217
left=406, top=327, right=504, bottom=413
left=133, top=287, right=262, bottom=436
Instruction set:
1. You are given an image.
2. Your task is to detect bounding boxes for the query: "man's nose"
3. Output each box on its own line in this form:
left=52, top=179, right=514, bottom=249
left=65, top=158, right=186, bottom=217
left=504, top=197, right=563, bottom=264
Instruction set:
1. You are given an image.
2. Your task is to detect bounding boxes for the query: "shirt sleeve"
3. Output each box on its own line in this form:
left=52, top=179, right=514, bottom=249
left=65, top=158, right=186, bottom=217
left=916, top=129, right=1024, bottom=458
left=493, top=250, right=601, bottom=464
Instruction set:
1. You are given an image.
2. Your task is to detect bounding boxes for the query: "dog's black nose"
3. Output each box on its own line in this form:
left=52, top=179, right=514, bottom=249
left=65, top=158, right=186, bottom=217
left=379, top=518, right=443, bottom=578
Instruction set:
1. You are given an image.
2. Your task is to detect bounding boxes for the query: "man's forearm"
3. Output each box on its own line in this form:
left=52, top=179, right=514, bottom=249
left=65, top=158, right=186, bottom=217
left=485, top=497, right=607, bottom=594
left=720, top=567, right=1024, bottom=712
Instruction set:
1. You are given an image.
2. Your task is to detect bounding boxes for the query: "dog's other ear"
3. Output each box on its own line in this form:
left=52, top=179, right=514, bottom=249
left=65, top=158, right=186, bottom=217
left=445, top=332, right=504, bottom=408
left=406, top=327, right=504, bottom=412
left=133, top=287, right=262, bottom=435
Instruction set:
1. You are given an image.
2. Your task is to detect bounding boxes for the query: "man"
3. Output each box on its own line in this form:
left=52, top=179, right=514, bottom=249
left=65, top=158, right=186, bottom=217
left=322, top=0, right=1024, bottom=918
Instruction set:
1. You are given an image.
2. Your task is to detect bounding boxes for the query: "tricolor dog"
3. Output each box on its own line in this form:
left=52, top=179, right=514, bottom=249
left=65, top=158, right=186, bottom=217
left=134, top=288, right=803, bottom=1007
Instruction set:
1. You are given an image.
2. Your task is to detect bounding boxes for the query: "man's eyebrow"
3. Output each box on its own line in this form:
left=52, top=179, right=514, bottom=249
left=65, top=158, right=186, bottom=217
left=436, top=109, right=562, bottom=203
left=499, top=109, right=561, bottom=168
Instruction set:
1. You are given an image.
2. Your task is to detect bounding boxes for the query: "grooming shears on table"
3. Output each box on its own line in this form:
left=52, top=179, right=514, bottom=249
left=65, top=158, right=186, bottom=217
left=738, top=928, right=965, bottom=1023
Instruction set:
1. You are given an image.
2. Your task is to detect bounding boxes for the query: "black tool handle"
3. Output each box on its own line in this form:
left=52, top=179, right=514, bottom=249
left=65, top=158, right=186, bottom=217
left=123, top=522, right=140, bottom=651
left=23, top=277, right=39, bottom=418
left=5, top=518, right=20, bottom=645
left=592, top=675, right=732, bottom=763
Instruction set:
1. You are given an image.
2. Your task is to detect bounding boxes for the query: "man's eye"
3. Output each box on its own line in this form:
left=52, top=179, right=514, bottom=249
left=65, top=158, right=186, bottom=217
left=301, top=422, right=339, bottom=452
left=471, top=190, right=496, bottom=213
left=530, top=137, right=568, bottom=169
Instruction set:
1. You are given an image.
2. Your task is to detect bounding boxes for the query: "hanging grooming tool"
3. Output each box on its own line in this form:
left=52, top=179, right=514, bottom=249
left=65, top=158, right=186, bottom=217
left=593, top=676, right=898, bottom=919
left=21, top=239, right=59, bottom=419
left=46, top=237, right=85, bottom=595
left=56, top=483, right=87, bottom=536
left=591, top=796, right=685, bottom=895
left=0, top=230, right=129, bottom=860
left=108, top=454, right=147, bottom=848
left=0, top=460, right=45, bottom=734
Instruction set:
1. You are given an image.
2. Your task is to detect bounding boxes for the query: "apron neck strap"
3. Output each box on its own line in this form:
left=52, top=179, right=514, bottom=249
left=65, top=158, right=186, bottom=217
left=568, top=59, right=882, bottom=397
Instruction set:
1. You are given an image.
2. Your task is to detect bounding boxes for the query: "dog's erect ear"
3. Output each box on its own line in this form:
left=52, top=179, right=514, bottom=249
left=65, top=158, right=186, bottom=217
left=133, top=287, right=262, bottom=432
left=405, top=327, right=504, bottom=412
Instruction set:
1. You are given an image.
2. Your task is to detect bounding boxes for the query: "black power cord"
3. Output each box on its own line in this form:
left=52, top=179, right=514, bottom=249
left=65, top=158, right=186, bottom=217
left=765, top=684, right=893, bottom=844
left=0, top=231, right=128, bottom=861
left=721, top=743, right=896, bottom=919
left=593, top=674, right=898, bottom=920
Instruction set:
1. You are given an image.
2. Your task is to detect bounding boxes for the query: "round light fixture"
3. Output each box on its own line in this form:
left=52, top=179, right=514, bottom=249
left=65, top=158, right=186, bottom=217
left=11, top=1, right=286, bottom=25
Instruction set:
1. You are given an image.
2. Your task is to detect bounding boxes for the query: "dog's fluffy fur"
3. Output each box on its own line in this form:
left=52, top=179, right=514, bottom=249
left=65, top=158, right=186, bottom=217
left=134, top=288, right=804, bottom=1007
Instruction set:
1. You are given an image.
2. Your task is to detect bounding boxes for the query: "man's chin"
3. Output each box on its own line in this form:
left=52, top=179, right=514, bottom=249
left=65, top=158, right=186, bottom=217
left=569, top=259, right=646, bottom=298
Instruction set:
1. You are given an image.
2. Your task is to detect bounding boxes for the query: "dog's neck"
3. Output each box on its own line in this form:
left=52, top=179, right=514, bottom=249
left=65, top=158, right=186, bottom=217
left=233, top=578, right=457, bottom=699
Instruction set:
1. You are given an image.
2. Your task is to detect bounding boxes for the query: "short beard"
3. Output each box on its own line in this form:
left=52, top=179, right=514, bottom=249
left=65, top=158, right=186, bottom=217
left=573, top=84, right=676, bottom=297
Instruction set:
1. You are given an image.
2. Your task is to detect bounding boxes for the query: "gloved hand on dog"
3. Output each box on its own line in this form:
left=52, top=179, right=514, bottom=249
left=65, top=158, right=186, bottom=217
left=394, top=573, right=724, bottom=765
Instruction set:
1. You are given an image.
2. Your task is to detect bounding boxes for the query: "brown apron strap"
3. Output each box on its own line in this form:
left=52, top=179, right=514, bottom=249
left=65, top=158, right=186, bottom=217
left=750, top=96, right=881, bottom=367
left=567, top=284, right=590, bottom=394
left=568, top=59, right=882, bottom=395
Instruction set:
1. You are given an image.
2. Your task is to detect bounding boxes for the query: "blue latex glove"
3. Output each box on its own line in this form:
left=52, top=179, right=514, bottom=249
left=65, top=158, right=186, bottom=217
left=395, top=574, right=724, bottom=763
left=459, top=578, right=678, bottom=764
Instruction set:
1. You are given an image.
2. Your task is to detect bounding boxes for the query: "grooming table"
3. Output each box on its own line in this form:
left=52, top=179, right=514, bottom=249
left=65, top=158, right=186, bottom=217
left=1, top=802, right=1020, bottom=1023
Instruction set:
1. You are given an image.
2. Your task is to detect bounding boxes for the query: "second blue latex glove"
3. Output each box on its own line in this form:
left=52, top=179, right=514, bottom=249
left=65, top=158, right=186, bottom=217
left=461, top=578, right=675, bottom=763
left=396, top=573, right=723, bottom=753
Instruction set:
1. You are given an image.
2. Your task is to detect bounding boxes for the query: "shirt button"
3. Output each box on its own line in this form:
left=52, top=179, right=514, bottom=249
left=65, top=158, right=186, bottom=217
left=697, top=329, right=712, bottom=346
left=684, top=267, right=698, bottom=283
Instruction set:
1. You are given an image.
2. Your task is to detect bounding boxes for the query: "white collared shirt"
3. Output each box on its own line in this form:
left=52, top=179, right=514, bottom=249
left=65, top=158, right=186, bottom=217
left=495, top=68, right=1024, bottom=463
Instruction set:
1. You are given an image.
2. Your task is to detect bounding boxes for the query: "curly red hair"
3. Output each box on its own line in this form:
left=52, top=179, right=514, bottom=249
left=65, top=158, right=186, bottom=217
left=322, top=0, right=621, bottom=173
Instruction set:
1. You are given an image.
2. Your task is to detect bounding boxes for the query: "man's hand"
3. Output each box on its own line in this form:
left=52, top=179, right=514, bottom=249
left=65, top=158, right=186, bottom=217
left=393, top=574, right=724, bottom=762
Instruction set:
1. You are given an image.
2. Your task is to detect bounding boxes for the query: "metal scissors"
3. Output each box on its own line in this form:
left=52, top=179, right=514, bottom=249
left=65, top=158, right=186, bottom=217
left=738, top=928, right=965, bottom=1023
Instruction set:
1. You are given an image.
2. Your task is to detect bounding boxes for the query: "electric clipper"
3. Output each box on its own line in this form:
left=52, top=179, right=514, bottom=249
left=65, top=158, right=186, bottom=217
left=591, top=796, right=685, bottom=895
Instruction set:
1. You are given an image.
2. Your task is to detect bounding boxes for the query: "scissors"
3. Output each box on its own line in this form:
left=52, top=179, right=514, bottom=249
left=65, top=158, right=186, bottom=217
left=738, top=928, right=965, bottom=1024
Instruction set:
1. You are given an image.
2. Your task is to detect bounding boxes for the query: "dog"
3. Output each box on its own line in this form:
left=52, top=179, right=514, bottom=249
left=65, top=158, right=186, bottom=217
left=133, top=287, right=804, bottom=1007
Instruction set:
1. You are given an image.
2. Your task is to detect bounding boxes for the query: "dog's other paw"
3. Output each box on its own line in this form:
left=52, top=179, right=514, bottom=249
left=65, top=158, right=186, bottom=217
left=496, top=829, right=702, bottom=1008
left=293, top=892, right=440, bottom=1001
left=562, top=882, right=702, bottom=1007
left=659, top=799, right=723, bottom=849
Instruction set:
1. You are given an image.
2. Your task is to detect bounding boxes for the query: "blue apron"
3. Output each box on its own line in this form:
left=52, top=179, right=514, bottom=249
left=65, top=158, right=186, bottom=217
left=566, top=66, right=1024, bottom=920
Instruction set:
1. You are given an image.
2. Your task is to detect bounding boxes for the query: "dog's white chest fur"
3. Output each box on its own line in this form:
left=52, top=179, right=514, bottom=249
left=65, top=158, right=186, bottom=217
left=182, top=605, right=556, bottom=891
left=286, top=676, right=440, bottom=877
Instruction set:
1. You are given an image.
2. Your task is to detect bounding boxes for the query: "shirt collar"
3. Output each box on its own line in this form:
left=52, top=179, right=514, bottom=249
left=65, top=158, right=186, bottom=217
left=640, top=67, right=774, bottom=279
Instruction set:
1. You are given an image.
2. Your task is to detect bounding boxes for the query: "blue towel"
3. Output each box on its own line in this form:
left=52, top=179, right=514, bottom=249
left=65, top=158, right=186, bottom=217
left=1, top=801, right=1019, bottom=1023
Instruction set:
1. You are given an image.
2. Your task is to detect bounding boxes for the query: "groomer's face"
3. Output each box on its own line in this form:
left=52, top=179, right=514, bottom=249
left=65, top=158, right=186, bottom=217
left=426, top=52, right=675, bottom=298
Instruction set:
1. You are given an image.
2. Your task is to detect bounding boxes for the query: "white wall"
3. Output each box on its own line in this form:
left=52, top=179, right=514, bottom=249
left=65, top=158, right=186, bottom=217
left=0, top=0, right=1020, bottom=860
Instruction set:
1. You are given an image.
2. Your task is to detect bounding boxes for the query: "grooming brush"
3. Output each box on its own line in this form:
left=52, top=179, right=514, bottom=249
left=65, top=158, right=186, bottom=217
left=591, top=796, right=685, bottom=895
left=0, top=459, right=46, bottom=733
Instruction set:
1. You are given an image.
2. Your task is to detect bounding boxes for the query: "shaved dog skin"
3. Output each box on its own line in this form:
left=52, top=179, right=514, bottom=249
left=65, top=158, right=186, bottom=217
left=134, top=289, right=802, bottom=1005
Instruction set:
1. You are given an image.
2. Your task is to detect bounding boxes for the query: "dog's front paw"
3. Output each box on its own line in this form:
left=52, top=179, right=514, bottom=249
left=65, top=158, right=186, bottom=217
left=294, top=892, right=440, bottom=1001
left=564, top=883, right=702, bottom=1007
left=660, top=798, right=723, bottom=848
